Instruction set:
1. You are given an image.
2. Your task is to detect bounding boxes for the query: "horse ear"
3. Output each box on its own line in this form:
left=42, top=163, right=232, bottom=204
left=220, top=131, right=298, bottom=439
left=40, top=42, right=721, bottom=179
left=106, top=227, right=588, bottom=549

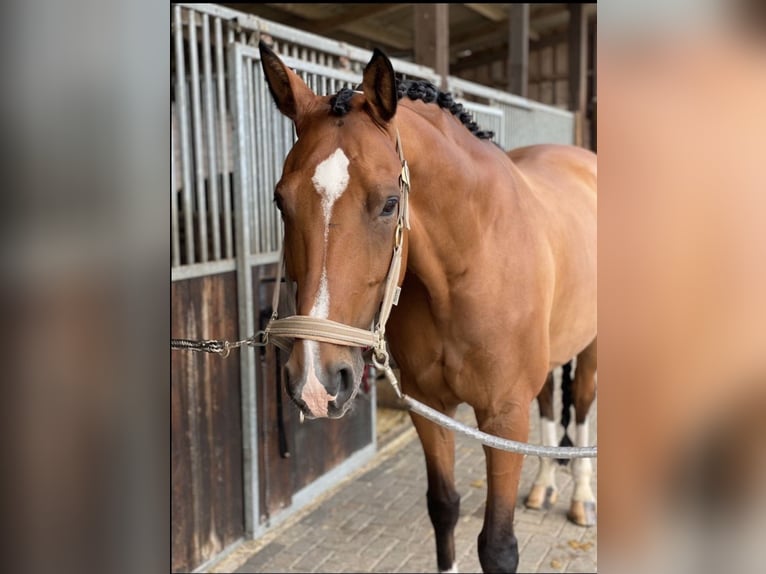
left=362, top=48, right=397, bottom=124
left=259, top=40, right=314, bottom=123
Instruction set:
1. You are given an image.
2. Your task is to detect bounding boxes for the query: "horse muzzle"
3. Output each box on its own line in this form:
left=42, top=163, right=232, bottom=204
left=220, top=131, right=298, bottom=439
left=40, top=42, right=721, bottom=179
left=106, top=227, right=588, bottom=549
left=286, top=352, right=363, bottom=419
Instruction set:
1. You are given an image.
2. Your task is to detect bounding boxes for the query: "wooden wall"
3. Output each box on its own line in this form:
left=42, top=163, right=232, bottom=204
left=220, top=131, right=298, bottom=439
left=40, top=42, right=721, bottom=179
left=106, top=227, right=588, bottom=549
left=172, top=272, right=244, bottom=573
left=172, top=267, right=375, bottom=571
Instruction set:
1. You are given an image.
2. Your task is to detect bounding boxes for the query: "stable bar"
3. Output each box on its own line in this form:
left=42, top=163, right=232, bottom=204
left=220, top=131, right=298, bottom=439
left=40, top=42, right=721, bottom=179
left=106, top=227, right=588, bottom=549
left=174, top=6, right=195, bottom=264
left=267, top=91, right=282, bottom=252
left=202, top=14, right=222, bottom=260
left=245, top=59, right=261, bottom=254
left=171, top=119, right=180, bottom=268
left=189, top=11, right=209, bottom=263
left=229, top=42, right=260, bottom=538
left=254, top=60, right=268, bottom=256
left=215, top=17, right=234, bottom=259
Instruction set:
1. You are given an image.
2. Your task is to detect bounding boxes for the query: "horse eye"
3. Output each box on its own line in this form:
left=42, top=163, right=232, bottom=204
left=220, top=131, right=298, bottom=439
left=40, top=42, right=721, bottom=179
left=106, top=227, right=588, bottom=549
left=380, top=196, right=399, bottom=217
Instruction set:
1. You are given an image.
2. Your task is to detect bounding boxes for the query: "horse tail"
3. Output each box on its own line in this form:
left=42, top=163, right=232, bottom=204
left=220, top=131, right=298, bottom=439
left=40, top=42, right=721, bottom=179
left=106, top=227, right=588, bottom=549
left=556, top=360, right=574, bottom=465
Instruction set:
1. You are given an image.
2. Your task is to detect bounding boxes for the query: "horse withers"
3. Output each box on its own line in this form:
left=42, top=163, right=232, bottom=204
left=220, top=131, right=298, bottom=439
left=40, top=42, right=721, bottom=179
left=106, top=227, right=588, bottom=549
left=258, top=42, right=597, bottom=573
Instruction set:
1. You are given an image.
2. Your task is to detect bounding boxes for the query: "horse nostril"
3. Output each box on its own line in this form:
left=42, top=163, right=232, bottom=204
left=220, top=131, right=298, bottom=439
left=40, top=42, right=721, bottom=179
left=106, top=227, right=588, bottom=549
left=328, top=363, right=354, bottom=401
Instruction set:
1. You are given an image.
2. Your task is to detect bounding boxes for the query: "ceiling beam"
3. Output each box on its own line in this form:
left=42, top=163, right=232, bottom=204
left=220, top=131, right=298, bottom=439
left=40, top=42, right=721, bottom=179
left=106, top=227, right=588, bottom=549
left=221, top=3, right=310, bottom=29
left=464, top=3, right=507, bottom=22
left=306, top=4, right=402, bottom=34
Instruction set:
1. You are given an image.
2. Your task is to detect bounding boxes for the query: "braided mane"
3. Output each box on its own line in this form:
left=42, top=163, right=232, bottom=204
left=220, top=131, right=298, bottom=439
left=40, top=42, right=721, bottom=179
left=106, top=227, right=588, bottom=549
left=328, top=79, right=495, bottom=140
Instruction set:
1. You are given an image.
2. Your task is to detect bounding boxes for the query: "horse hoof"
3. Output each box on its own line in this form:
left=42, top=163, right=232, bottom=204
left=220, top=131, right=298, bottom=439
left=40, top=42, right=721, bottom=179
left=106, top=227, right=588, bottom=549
left=525, top=485, right=558, bottom=510
left=567, top=500, right=597, bottom=526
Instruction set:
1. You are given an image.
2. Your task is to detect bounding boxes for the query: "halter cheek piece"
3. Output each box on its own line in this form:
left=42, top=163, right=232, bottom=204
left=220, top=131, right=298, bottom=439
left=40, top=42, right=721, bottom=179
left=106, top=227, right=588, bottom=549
left=263, top=129, right=411, bottom=396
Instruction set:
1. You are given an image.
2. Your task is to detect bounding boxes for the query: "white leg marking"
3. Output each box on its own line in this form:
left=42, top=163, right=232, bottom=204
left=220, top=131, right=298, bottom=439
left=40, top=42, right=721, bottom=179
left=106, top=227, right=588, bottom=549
left=533, top=418, right=558, bottom=487
left=440, top=565, right=458, bottom=573
left=300, top=148, right=350, bottom=416
left=572, top=422, right=595, bottom=502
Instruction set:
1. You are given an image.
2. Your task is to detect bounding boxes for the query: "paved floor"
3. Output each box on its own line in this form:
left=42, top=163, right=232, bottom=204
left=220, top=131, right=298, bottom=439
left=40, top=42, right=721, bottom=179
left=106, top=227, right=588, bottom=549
left=211, top=384, right=597, bottom=574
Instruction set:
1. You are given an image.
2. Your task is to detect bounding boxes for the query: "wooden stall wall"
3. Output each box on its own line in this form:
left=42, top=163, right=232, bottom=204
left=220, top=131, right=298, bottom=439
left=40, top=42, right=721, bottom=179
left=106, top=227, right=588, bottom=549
left=172, top=272, right=244, bottom=573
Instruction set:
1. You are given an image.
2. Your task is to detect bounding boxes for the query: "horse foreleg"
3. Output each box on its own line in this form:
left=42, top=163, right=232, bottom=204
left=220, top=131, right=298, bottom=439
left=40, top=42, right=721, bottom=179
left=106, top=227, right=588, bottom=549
left=410, top=404, right=461, bottom=573
left=475, top=400, right=531, bottom=574
left=525, top=372, right=559, bottom=510
left=568, top=338, right=598, bottom=527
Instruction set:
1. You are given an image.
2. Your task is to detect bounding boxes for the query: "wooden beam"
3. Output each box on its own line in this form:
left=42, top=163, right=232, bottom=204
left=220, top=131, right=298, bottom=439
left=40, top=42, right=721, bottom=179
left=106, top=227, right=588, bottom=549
left=452, top=43, right=508, bottom=72
left=508, top=4, right=529, bottom=97
left=308, top=4, right=401, bottom=34
left=568, top=4, right=587, bottom=112
left=330, top=20, right=411, bottom=51
left=414, top=4, right=450, bottom=87
left=464, top=4, right=507, bottom=22
left=568, top=4, right=587, bottom=144
left=222, top=4, right=310, bottom=29
left=529, top=72, right=570, bottom=83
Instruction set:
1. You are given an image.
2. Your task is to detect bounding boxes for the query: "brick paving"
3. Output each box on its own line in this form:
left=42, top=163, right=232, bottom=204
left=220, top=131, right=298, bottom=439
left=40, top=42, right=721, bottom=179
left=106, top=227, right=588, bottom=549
left=211, top=388, right=597, bottom=574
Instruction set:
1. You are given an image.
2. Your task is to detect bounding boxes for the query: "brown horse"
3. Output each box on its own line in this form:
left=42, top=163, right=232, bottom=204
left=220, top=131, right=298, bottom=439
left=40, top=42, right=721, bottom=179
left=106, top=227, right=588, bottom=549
left=259, top=42, right=597, bottom=573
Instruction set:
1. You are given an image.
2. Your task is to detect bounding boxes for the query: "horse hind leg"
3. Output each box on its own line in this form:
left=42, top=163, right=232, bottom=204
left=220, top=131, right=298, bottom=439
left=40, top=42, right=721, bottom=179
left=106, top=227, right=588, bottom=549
left=525, top=372, right=559, bottom=510
left=409, top=402, right=461, bottom=573
left=567, top=338, right=598, bottom=527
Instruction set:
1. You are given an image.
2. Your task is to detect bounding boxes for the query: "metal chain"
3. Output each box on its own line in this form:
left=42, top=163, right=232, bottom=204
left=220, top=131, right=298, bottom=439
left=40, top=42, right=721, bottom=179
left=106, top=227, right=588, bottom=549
left=171, top=332, right=268, bottom=358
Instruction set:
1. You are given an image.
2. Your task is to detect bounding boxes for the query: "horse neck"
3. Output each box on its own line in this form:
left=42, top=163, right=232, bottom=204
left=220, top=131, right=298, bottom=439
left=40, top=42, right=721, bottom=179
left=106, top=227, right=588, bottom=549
left=396, top=107, right=514, bottom=298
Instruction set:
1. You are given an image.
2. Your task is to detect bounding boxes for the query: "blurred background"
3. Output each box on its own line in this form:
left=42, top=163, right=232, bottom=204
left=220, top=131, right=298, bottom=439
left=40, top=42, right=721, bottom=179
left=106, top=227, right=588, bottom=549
left=2, top=1, right=765, bottom=574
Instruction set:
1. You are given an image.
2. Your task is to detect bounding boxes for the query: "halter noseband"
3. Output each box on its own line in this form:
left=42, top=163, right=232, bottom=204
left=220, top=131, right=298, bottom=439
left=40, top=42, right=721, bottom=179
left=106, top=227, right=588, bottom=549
left=262, top=129, right=411, bottom=395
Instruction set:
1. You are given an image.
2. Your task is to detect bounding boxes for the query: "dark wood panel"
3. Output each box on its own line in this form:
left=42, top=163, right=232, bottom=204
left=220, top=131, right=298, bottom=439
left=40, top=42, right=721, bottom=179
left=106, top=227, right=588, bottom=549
left=254, top=265, right=296, bottom=520
left=171, top=272, right=244, bottom=573
left=171, top=290, right=195, bottom=572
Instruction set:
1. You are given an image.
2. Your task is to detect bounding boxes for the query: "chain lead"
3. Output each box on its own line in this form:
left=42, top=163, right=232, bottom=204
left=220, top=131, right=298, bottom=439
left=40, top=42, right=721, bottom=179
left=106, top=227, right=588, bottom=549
left=171, top=331, right=269, bottom=357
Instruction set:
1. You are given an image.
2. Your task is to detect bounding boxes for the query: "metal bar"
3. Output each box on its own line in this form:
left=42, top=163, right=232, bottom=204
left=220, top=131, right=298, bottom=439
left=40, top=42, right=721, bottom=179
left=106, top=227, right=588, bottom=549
left=174, top=6, right=195, bottom=264
left=189, top=10, right=209, bottom=263
left=245, top=58, right=261, bottom=254
left=261, top=71, right=272, bottom=254
left=254, top=60, right=267, bottom=254
left=215, top=17, right=234, bottom=259
left=202, top=14, right=222, bottom=260
left=267, top=99, right=281, bottom=252
left=171, top=259, right=238, bottom=282
left=229, top=41, right=260, bottom=538
left=171, top=112, right=180, bottom=268
left=261, top=72, right=274, bottom=256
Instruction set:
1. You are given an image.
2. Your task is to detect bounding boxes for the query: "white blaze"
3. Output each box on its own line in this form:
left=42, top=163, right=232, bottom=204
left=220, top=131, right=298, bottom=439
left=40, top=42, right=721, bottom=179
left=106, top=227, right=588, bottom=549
left=312, top=148, right=350, bottom=229
left=300, top=148, right=350, bottom=416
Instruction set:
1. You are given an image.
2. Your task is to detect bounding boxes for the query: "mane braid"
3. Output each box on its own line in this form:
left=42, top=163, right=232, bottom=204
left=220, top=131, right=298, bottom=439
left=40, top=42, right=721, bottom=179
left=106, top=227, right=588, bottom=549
left=328, top=80, right=495, bottom=140
left=329, top=87, right=355, bottom=116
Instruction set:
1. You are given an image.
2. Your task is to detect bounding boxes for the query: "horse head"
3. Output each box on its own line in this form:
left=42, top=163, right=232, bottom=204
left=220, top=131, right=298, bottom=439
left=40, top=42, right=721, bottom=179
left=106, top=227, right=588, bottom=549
left=259, top=42, right=406, bottom=419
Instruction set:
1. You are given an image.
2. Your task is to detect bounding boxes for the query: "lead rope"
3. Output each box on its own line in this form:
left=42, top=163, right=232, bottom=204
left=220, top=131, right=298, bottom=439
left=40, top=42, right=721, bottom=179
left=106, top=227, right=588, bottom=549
left=171, top=129, right=596, bottom=460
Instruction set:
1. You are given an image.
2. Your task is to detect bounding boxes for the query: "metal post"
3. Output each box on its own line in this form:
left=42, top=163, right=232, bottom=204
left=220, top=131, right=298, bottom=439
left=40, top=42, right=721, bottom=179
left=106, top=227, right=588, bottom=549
left=229, top=42, right=259, bottom=537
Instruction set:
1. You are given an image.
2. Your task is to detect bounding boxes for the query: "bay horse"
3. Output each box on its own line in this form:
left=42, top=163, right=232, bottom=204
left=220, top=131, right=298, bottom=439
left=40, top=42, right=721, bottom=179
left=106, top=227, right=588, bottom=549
left=258, top=42, right=597, bottom=573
